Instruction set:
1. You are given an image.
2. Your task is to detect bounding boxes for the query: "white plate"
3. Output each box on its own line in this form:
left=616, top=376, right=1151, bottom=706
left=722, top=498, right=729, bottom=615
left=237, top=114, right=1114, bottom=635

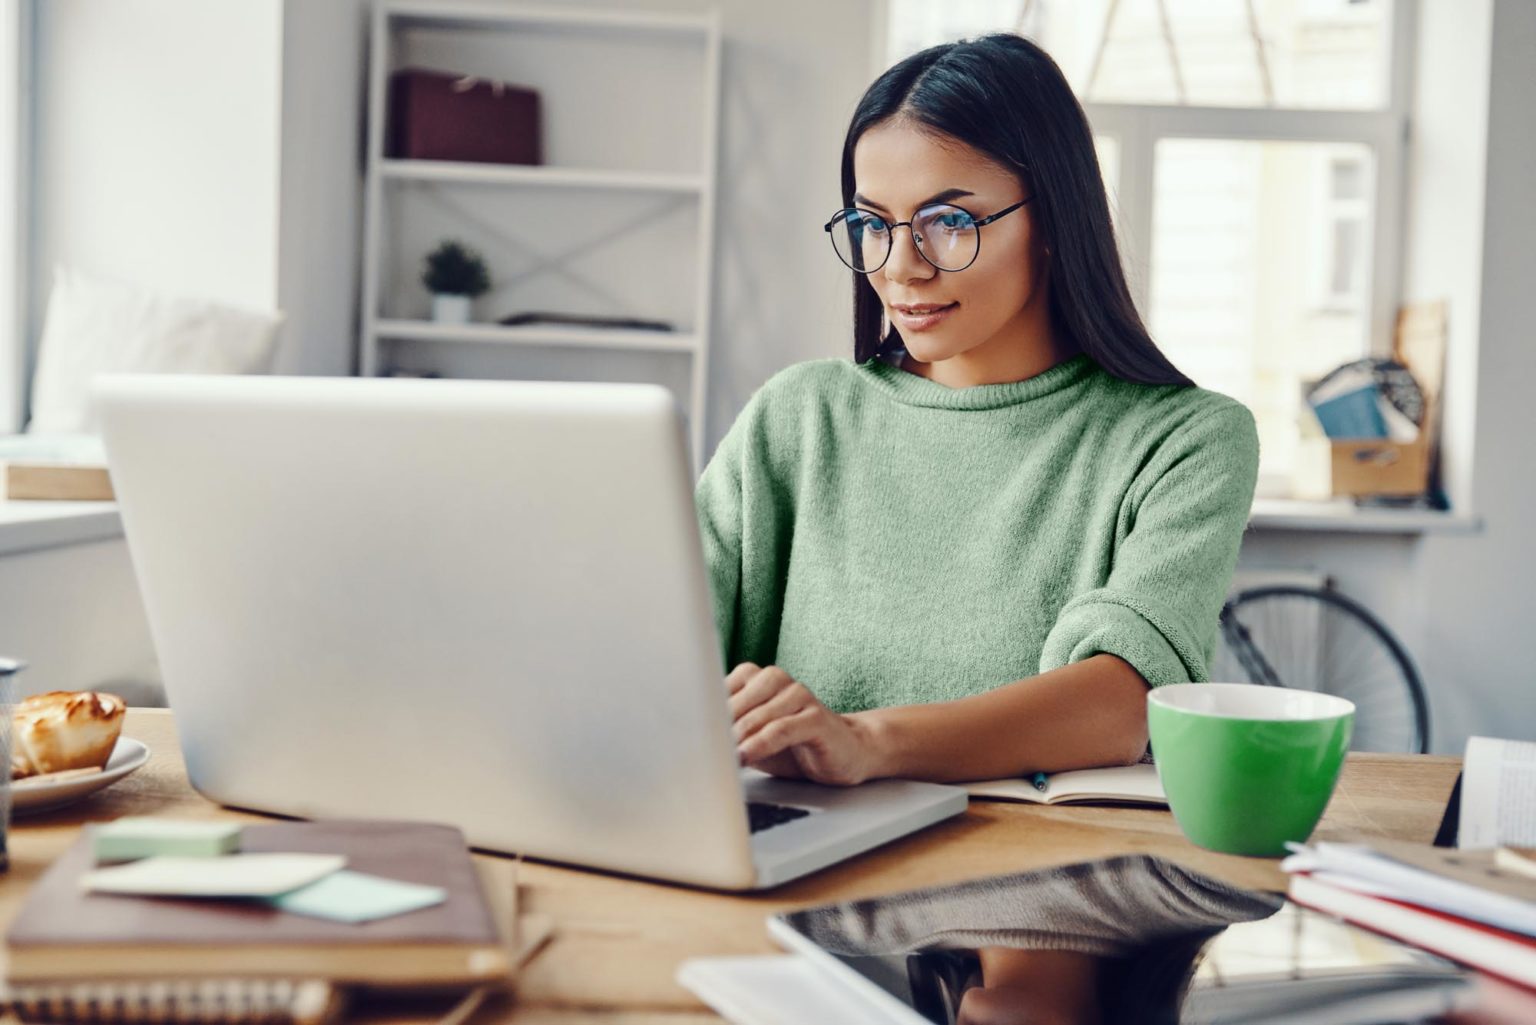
left=9, top=737, right=151, bottom=816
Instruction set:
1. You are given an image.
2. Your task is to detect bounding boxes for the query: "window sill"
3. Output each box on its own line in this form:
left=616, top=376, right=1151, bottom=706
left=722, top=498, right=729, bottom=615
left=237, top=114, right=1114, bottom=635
left=0, top=499, right=122, bottom=556
left=0, top=496, right=1482, bottom=555
left=1248, top=498, right=1481, bottom=535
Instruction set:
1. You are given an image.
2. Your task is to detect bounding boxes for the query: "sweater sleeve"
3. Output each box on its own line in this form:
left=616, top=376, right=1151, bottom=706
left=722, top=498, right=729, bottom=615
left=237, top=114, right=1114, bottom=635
left=1039, top=402, right=1260, bottom=687
left=695, top=409, right=748, bottom=674
left=693, top=384, right=793, bottom=674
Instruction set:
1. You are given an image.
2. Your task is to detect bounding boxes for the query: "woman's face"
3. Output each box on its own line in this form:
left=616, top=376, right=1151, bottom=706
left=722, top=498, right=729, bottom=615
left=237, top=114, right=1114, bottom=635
left=851, top=119, right=1052, bottom=380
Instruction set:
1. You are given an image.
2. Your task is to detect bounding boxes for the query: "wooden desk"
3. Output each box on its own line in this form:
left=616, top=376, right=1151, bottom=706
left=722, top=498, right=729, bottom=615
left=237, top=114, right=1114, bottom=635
left=2, top=710, right=1463, bottom=1023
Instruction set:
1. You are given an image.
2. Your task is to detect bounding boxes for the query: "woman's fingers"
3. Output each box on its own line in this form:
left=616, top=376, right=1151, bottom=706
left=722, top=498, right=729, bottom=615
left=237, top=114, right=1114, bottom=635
left=732, top=681, right=813, bottom=743
left=737, top=707, right=822, bottom=765
left=727, top=664, right=795, bottom=721
left=724, top=662, right=760, bottom=696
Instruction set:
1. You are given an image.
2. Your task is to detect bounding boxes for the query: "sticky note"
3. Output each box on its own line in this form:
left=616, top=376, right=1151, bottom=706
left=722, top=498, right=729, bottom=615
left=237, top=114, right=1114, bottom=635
left=94, top=818, right=243, bottom=863
left=82, top=853, right=346, bottom=897
left=266, top=870, right=447, bottom=923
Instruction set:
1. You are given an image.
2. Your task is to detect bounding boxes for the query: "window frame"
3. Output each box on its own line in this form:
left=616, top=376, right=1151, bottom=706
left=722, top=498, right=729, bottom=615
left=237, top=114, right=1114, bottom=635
left=1084, top=0, right=1416, bottom=365
left=0, top=0, right=32, bottom=434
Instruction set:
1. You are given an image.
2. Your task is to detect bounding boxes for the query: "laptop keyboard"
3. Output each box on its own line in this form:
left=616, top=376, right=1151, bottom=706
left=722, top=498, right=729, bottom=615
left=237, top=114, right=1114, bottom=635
left=747, top=801, right=812, bottom=834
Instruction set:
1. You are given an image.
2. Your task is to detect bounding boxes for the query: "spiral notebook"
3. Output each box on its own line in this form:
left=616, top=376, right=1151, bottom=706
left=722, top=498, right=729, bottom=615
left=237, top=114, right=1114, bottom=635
left=0, top=978, right=342, bottom=1025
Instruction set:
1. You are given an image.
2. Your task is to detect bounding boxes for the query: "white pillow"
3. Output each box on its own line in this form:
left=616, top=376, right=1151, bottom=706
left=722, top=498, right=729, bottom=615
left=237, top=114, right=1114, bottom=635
left=26, top=267, right=284, bottom=434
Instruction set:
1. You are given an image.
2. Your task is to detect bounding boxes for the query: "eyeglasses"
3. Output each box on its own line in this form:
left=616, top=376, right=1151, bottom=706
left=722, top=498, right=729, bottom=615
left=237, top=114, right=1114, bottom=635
left=823, top=199, right=1031, bottom=274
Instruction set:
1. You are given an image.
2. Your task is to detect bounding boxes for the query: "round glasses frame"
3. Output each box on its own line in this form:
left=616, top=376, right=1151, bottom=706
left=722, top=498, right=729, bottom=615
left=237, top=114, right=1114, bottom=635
left=822, top=198, right=1032, bottom=274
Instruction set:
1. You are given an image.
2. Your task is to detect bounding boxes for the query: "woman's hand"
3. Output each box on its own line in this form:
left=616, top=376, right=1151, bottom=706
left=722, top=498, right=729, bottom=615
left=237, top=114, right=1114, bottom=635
left=726, top=663, right=882, bottom=786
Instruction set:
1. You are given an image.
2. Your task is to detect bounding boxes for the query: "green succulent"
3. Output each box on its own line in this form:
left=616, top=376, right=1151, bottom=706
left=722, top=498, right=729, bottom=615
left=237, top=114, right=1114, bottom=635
left=422, top=240, right=491, bottom=297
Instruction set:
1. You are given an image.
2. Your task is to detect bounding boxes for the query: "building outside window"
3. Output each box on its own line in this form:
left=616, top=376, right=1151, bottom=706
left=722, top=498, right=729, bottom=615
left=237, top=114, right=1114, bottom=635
left=885, top=0, right=1410, bottom=498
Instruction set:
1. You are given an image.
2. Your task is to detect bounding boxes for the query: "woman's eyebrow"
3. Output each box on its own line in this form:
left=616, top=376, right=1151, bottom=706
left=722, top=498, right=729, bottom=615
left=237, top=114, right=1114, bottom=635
left=853, top=188, right=976, bottom=213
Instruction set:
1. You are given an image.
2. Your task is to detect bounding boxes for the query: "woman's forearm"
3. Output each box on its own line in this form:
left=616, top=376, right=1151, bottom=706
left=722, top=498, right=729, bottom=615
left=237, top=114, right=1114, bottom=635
left=853, top=654, right=1151, bottom=782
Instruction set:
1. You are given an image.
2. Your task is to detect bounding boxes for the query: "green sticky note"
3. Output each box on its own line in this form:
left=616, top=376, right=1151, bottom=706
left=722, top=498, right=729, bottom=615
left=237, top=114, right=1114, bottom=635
left=94, top=818, right=243, bottom=863
left=266, top=870, right=446, bottom=924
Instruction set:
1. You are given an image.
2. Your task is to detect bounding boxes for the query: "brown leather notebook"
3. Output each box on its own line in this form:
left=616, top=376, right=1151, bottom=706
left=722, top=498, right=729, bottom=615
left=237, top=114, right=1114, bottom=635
left=5, top=820, right=511, bottom=986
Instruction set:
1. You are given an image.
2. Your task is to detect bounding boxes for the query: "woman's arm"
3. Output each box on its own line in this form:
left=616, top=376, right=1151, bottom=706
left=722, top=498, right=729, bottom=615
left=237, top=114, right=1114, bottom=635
left=729, top=654, right=1148, bottom=785
left=861, top=653, right=1149, bottom=781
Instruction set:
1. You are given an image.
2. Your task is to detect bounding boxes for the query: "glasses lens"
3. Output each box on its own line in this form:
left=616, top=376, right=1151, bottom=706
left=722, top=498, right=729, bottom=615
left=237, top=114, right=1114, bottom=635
left=828, top=209, right=890, bottom=273
left=913, top=204, right=979, bottom=271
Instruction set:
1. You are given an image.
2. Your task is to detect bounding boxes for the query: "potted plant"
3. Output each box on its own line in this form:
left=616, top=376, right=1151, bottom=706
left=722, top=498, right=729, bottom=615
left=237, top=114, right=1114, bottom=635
left=422, top=240, right=490, bottom=323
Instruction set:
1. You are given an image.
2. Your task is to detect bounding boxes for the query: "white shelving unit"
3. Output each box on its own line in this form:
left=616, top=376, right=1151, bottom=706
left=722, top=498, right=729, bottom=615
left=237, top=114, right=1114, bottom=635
left=359, top=2, right=722, bottom=465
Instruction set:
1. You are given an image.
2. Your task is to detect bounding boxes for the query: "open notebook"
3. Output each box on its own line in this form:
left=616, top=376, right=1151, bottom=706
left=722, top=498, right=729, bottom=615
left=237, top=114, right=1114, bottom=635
left=964, top=762, right=1166, bottom=806
left=1460, top=736, right=1536, bottom=848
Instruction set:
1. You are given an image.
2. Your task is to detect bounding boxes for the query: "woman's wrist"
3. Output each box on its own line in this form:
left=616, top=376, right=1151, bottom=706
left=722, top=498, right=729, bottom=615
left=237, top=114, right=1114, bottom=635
left=847, top=707, right=904, bottom=781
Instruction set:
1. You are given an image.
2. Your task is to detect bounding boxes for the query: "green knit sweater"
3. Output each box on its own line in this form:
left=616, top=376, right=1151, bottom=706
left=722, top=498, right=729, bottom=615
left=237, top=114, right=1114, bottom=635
left=694, top=353, right=1260, bottom=714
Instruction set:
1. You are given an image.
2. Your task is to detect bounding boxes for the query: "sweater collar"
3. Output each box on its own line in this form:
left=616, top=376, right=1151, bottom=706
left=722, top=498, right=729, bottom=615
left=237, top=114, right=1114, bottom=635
left=856, top=352, right=1098, bottom=410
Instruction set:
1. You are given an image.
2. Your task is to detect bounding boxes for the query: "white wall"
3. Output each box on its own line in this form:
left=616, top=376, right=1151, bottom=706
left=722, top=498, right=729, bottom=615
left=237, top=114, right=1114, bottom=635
left=0, top=537, right=161, bottom=704
left=29, top=0, right=285, bottom=382
left=1241, top=0, right=1536, bottom=753
left=304, top=0, right=873, bottom=449
left=9, top=0, right=289, bottom=706
left=1410, top=0, right=1536, bottom=751
left=274, top=0, right=369, bottom=375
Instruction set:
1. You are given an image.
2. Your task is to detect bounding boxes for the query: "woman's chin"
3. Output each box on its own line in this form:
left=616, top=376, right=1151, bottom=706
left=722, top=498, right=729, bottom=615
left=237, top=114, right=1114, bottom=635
left=900, top=335, right=956, bottom=364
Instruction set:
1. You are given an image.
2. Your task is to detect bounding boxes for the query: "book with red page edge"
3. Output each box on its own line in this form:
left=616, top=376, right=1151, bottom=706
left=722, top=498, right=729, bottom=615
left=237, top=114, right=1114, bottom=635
left=1289, top=872, right=1536, bottom=993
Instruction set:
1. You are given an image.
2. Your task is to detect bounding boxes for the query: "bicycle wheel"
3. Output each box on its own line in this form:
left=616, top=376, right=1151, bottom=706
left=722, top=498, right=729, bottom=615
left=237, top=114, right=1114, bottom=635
left=1213, top=585, right=1430, bottom=754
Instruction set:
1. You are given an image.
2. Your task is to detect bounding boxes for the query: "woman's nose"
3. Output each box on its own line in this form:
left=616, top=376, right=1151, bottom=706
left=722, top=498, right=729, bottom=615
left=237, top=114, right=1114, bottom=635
left=882, top=225, right=936, bottom=284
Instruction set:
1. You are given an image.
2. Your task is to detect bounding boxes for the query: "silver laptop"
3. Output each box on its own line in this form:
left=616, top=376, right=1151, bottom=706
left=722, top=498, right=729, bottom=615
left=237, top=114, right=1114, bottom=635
left=96, top=374, right=966, bottom=890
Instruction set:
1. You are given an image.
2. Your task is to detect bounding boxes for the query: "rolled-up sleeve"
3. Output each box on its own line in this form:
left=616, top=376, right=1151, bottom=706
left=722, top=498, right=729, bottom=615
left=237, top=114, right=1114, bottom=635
left=695, top=412, right=748, bottom=673
left=1039, top=403, right=1260, bottom=687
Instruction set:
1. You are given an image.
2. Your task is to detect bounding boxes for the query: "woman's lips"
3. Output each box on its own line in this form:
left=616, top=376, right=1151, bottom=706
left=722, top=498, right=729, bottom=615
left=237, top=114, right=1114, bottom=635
left=892, top=302, right=958, bottom=331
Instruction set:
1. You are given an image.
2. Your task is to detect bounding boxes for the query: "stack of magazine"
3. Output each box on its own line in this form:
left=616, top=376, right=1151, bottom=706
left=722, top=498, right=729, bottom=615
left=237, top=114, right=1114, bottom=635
left=1283, top=840, right=1536, bottom=990
left=1281, top=735, right=1536, bottom=993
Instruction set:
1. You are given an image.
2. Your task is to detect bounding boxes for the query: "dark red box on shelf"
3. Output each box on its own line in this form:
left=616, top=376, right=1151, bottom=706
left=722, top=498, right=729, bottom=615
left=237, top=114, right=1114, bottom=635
left=388, top=67, right=542, bottom=165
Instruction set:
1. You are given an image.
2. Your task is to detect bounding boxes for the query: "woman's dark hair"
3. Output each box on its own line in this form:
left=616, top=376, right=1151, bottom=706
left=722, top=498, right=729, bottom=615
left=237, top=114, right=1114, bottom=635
left=841, top=34, right=1193, bottom=387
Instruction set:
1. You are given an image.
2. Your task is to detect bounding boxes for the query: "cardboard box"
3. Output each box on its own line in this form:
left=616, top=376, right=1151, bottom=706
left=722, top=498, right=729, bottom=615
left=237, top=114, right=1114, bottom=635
left=1327, top=437, right=1430, bottom=498
left=1295, top=302, right=1446, bottom=501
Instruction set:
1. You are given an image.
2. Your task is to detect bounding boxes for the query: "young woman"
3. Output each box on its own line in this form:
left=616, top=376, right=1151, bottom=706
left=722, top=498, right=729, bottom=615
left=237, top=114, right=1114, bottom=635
left=695, top=34, right=1259, bottom=787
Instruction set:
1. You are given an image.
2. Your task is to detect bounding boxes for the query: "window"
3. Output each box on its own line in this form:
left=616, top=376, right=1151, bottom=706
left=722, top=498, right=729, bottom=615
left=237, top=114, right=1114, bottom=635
left=0, top=0, right=27, bottom=434
left=885, top=0, right=1412, bottom=498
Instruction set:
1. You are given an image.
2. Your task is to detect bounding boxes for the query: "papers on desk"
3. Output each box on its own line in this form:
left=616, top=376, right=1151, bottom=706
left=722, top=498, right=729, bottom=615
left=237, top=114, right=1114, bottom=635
left=83, top=853, right=348, bottom=898
left=1283, top=839, right=1536, bottom=989
left=1461, top=736, right=1536, bottom=848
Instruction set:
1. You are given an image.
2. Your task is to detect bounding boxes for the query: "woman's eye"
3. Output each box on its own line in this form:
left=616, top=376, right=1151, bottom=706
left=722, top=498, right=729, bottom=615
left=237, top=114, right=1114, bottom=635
left=863, top=217, right=890, bottom=234
left=935, top=213, right=972, bottom=230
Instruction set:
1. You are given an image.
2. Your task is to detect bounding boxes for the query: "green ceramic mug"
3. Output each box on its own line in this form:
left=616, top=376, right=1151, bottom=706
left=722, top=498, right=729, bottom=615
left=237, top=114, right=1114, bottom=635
left=1148, top=683, right=1354, bottom=857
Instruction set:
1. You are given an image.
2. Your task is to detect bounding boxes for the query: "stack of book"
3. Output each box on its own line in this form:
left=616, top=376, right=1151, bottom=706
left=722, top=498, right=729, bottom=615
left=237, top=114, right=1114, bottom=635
left=1282, top=840, right=1536, bottom=991
left=2, top=820, right=552, bottom=1024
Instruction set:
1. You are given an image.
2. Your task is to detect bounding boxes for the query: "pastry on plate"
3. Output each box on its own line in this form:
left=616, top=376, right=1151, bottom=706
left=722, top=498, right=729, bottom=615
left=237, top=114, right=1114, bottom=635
left=11, top=690, right=126, bottom=780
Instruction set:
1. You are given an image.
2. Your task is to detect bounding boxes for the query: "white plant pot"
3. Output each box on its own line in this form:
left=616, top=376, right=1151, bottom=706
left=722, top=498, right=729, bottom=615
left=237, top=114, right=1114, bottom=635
left=431, top=294, right=473, bottom=324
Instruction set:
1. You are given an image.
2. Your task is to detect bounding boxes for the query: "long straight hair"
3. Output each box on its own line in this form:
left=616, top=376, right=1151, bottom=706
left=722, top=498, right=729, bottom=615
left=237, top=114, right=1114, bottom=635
left=841, top=34, right=1193, bottom=387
